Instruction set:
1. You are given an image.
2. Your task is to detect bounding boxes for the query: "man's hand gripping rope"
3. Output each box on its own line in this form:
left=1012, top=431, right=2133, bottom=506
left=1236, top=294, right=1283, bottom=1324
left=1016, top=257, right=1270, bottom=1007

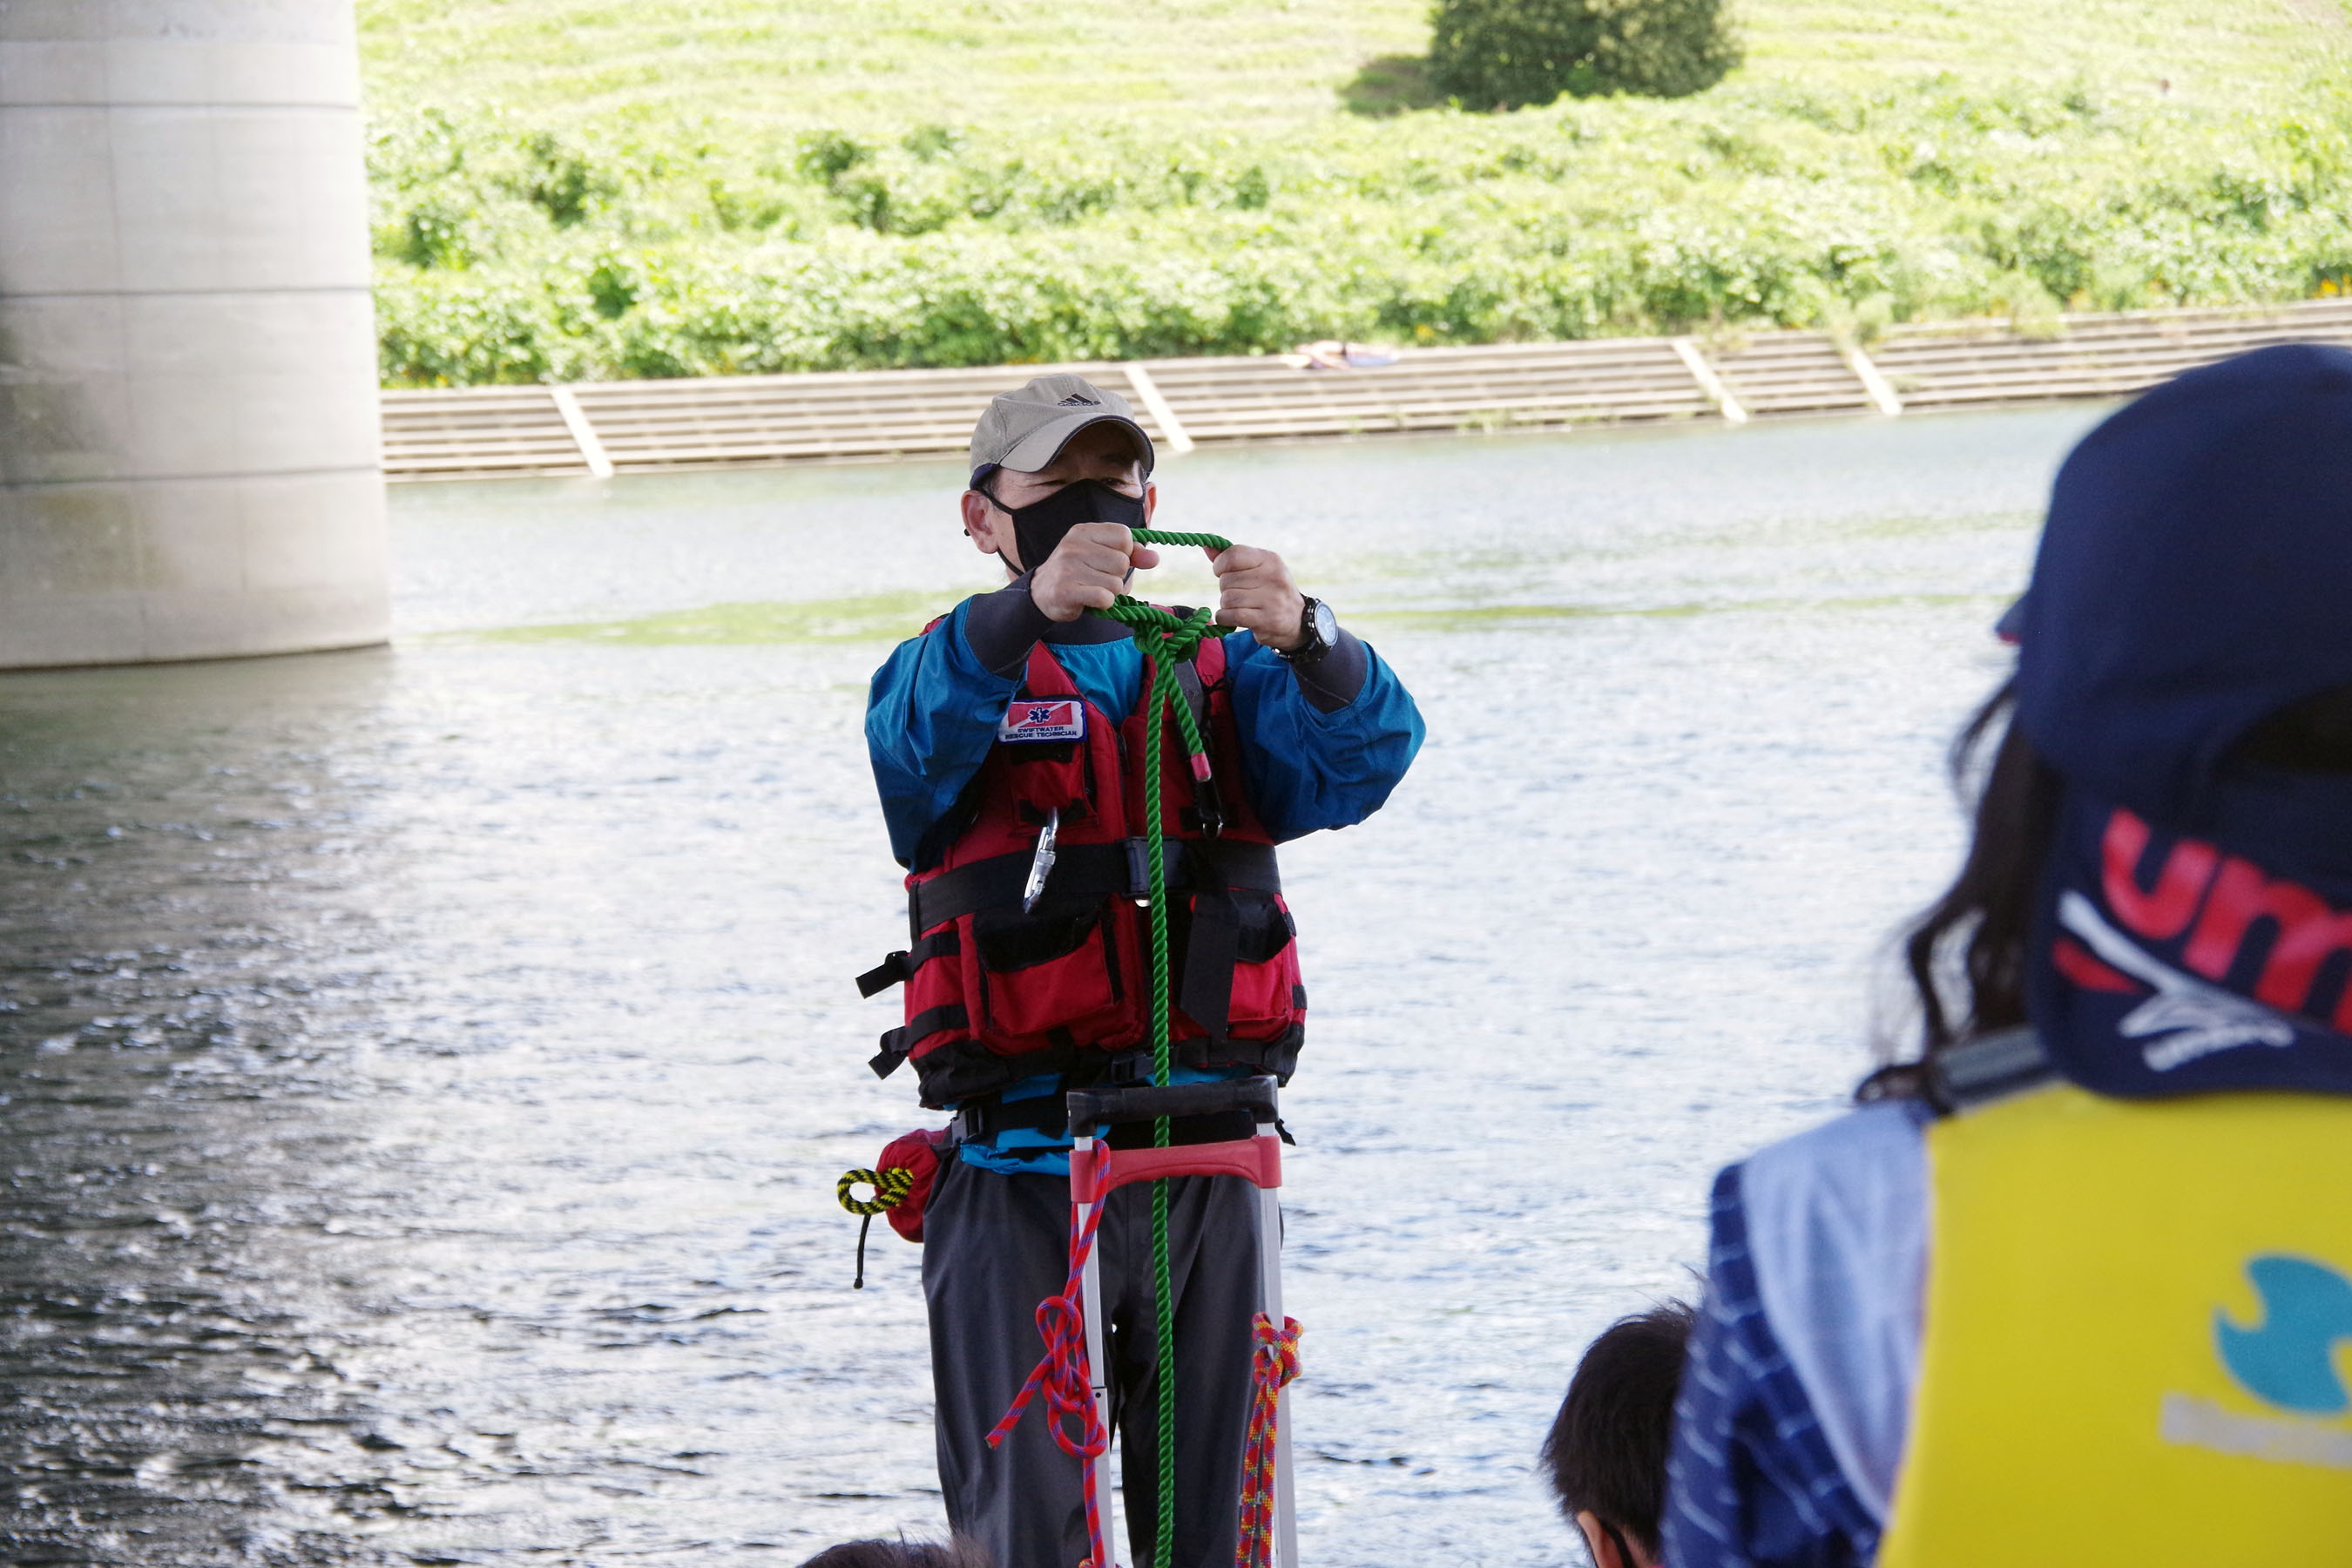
left=1095, top=531, right=1233, bottom=784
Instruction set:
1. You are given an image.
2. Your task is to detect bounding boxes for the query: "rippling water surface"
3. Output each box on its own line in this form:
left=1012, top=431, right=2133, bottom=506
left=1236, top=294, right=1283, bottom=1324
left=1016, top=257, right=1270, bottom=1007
left=1, top=409, right=2099, bottom=1566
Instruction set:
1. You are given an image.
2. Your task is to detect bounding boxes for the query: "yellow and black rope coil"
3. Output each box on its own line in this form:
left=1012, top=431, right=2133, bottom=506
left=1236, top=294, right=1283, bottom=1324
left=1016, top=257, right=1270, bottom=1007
left=837, top=1166, right=914, bottom=1288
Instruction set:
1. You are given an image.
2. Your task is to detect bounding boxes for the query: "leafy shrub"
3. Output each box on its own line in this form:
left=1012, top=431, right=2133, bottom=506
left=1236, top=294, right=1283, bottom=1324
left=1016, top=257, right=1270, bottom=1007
left=399, top=197, right=475, bottom=268
left=520, top=132, right=609, bottom=225
left=795, top=131, right=870, bottom=184
left=364, top=78, right=2352, bottom=386
left=1428, top=0, right=1740, bottom=111
left=586, top=255, right=639, bottom=319
left=1342, top=55, right=1445, bottom=118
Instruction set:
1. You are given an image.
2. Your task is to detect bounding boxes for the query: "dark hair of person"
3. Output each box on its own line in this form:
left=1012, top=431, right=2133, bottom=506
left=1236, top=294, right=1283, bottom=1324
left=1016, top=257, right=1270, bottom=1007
left=1540, top=1299, right=1696, bottom=1560
left=1859, top=673, right=2352, bottom=1105
left=2232, top=683, right=2352, bottom=773
left=797, top=1538, right=992, bottom=1568
left=1858, top=677, right=2061, bottom=1102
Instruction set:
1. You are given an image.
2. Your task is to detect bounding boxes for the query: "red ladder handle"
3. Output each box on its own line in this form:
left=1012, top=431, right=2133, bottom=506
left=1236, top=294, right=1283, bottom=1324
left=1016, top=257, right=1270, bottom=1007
left=1070, top=1137, right=1281, bottom=1204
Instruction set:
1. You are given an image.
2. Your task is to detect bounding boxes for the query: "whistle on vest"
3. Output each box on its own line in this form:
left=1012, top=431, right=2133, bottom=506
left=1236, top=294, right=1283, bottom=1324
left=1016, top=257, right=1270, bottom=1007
left=1020, top=808, right=1059, bottom=914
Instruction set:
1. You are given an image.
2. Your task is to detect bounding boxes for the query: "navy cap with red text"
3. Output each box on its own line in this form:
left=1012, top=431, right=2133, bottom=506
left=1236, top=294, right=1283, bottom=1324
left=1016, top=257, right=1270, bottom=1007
left=2015, top=343, right=2352, bottom=828
left=2013, top=344, right=2352, bottom=1098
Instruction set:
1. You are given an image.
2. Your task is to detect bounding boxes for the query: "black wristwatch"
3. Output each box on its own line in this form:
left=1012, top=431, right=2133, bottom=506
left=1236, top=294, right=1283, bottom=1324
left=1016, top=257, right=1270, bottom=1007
left=1277, top=598, right=1339, bottom=666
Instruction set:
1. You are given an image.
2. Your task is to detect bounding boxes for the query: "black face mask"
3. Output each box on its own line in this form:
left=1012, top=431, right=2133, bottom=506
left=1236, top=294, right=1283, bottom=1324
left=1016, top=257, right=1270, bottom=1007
left=988, top=477, right=1146, bottom=574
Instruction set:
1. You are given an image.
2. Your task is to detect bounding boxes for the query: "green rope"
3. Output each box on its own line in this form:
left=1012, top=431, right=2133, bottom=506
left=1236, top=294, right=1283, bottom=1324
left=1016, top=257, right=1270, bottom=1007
left=1122, top=530, right=1231, bottom=551
left=1091, top=526, right=1231, bottom=1568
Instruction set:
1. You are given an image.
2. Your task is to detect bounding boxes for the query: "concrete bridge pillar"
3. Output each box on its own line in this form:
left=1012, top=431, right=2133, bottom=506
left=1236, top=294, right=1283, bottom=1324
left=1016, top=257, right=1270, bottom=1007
left=0, top=0, right=388, bottom=669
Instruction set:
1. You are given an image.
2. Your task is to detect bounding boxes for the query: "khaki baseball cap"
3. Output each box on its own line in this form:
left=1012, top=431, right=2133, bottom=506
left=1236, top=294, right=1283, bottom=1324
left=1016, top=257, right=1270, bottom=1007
left=970, top=373, right=1155, bottom=482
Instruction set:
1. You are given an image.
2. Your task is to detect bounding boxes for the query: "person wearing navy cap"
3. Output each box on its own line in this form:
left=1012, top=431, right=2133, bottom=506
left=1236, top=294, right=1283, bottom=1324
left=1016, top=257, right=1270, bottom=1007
left=1660, top=344, right=2352, bottom=1566
left=860, top=374, right=1423, bottom=1568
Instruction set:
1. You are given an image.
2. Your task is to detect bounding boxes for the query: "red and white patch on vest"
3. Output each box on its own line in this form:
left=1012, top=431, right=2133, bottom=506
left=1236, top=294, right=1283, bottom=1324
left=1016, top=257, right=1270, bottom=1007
left=997, top=697, right=1085, bottom=744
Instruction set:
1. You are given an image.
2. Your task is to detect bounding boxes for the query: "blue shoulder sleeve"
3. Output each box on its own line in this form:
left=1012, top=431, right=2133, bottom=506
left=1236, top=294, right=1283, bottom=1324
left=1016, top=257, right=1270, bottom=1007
left=1662, top=1165, right=1881, bottom=1568
left=1222, top=632, right=1424, bottom=842
left=866, top=599, right=1023, bottom=868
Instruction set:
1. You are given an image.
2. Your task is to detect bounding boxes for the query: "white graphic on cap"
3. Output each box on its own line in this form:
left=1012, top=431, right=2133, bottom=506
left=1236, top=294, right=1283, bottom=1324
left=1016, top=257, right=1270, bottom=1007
left=2058, top=891, right=2299, bottom=1070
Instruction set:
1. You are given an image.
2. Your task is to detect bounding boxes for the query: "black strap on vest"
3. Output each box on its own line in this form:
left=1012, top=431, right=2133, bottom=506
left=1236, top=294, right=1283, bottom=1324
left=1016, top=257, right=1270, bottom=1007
left=1170, top=659, right=1227, bottom=838
left=870, top=1003, right=970, bottom=1079
left=856, top=928, right=963, bottom=998
left=906, top=838, right=1281, bottom=938
left=1927, top=1026, right=2058, bottom=1114
left=1170, top=656, right=1211, bottom=735
left=1177, top=843, right=1247, bottom=1046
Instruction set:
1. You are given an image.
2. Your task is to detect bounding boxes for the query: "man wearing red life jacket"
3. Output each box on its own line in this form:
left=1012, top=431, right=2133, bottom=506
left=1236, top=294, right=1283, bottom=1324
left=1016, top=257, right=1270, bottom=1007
left=862, top=374, right=1423, bottom=1568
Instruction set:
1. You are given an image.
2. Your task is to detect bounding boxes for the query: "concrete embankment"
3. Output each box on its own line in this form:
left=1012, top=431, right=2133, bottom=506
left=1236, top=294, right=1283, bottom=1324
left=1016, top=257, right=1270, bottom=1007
left=382, top=298, right=2352, bottom=483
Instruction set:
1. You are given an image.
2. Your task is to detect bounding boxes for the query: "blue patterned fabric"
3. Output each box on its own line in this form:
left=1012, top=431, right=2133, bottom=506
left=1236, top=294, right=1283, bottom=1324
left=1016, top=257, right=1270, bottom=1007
left=1662, top=1164, right=1883, bottom=1568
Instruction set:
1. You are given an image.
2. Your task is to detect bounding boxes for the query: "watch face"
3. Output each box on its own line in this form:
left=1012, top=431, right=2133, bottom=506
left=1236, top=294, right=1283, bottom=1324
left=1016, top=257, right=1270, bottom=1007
left=1310, top=599, right=1338, bottom=646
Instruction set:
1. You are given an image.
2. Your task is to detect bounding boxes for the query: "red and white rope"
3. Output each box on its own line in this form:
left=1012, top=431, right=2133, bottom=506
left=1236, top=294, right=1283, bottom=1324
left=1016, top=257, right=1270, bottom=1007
left=1234, top=1312, right=1301, bottom=1568
left=986, top=1197, right=1114, bottom=1568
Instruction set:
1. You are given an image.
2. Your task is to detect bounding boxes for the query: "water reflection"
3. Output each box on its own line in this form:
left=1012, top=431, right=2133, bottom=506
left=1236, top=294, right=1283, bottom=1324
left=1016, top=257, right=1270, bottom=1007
left=3, top=409, right=2097, bottom=1565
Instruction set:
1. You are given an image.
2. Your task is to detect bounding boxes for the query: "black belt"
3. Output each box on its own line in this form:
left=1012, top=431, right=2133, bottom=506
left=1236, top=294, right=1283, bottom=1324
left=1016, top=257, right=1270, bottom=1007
left=950, top=1066, right=1278, bottom=1152
left=908, top=838, right=1281, bottom=939
left=950, top=1092, right=1070, bottom=1146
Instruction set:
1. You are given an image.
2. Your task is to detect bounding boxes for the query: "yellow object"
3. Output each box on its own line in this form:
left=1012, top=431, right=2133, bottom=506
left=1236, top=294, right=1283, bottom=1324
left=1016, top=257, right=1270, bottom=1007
left=1880, top=1083, right=2352, bottom=1566
left=837, top=1166, right=913, bottom=1216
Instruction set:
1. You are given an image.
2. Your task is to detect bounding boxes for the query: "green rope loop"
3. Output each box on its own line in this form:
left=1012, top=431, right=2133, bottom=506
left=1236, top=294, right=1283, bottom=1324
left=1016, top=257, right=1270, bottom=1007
left=1126, top=529, right=1231, bottom=551
left=1087, top=526, right=1232, bottom=1568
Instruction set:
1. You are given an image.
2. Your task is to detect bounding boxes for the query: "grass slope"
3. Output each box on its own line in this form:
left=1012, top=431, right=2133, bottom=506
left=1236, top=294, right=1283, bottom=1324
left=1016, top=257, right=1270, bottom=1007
left=357, top=0, right=2352, bottom=384
left=359, top=0, right=1430, bottom=134
left=359, top=0, right=2328, bottom=129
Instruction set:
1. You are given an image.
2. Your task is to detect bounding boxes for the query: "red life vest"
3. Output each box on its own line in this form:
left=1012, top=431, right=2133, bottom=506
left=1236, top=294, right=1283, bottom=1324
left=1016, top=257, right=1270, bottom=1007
left=861, top=631, right=1307, bottom=1108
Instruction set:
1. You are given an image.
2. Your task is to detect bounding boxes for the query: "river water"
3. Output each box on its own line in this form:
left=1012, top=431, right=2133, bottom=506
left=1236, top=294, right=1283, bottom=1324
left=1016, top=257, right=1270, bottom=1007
left=0, top=406, right=2098, bottom=1567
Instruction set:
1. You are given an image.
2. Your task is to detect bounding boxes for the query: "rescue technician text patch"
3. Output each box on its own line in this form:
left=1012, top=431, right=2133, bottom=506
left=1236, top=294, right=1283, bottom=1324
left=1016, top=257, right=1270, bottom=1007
left=998, top=699, right=1085, bottom=744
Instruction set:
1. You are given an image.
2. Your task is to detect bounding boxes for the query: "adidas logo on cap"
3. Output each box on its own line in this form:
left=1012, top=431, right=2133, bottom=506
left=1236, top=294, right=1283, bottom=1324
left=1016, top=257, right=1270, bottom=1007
left=970, top=372, right=1152, bottom=476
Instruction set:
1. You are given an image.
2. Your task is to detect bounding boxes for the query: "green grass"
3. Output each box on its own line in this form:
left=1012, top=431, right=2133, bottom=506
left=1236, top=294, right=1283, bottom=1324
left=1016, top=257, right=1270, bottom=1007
left=359, top=0, right=2332, bottom=131
left=358, top=1, right=1434, bottom=136
left=357, top=0, right=2352, bottom=385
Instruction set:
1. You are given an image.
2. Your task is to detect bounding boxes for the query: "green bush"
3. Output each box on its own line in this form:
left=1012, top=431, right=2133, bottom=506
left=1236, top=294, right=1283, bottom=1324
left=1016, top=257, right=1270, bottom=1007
left=1428, top=0, right=1740, bottom=111
left=365, top=76, right=2352, bottom=386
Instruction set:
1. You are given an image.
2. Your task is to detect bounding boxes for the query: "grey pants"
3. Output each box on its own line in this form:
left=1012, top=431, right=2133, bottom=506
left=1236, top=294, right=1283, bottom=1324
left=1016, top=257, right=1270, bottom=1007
left=923, top=1157, right=1260, bottom=1568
